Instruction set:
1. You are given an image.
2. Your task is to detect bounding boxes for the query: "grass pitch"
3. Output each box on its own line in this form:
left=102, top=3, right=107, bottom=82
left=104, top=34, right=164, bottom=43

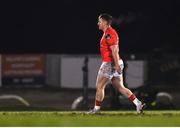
left=0, top=111, right=180, bottom=126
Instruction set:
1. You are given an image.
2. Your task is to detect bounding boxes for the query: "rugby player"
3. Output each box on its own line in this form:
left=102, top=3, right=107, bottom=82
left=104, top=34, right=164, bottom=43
left=88, top=13, right=145, bottom=114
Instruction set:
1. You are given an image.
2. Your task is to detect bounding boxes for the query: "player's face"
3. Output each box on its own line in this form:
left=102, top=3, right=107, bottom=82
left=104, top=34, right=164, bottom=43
left=98, top=18, right=108, bottom=30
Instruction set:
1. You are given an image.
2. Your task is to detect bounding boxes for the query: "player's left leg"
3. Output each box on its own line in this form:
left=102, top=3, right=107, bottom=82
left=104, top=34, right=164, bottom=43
left=86, top=75, right=109, bottom=114
left=111, top=76, right=145, bottom=113
left=87, top=62, right=110, bottom=114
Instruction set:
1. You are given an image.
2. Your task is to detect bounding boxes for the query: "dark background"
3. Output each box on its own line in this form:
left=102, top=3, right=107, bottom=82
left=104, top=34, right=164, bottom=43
left=1, top=0, right=180, bottom=54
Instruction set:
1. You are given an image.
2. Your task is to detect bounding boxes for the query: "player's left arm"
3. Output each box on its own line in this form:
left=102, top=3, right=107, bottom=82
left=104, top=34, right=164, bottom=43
left=106, top=32, right=122, bottom=73
left=110, top=45, right=122, bottom=73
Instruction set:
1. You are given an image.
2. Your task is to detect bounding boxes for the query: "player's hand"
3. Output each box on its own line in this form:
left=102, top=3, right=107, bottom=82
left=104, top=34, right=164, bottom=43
left=114, top=65, right=122, bottom=74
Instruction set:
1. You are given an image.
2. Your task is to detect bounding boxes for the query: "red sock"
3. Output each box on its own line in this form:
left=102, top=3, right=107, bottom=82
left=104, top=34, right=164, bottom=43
left=95, top=100, right=102, bottom=106
left=128, top=94, right=136, bottom=102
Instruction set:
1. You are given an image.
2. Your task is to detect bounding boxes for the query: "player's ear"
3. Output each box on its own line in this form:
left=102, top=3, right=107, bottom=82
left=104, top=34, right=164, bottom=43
left=105, top=20, right=109, bottom=25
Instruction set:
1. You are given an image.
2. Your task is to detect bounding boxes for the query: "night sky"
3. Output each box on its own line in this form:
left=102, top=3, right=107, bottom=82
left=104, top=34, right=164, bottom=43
left=1, top=0, right=180, bottom=54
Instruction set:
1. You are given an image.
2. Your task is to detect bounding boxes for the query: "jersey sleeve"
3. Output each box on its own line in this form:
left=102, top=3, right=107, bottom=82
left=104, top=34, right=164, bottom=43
left=105, top=32, right=118, bottom=46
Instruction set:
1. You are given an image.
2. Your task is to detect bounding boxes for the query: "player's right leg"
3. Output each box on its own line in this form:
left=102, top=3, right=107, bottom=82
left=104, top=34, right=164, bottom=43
left=112, top=75, right=145, bottom=114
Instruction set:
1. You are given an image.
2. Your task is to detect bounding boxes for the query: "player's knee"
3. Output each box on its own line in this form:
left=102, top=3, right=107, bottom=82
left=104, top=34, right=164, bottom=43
left=118, top=85, right=126, bottom=92
left=96, top=85, right=104, bottom=92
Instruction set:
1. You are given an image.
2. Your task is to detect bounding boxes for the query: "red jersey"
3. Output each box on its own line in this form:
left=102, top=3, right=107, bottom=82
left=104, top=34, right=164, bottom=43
left=100, top=27, right=119, bottom=62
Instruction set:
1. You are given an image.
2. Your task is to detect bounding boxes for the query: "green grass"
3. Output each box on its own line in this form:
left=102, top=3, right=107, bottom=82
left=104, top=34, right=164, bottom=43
left=0, top=111, right=180, bottom=126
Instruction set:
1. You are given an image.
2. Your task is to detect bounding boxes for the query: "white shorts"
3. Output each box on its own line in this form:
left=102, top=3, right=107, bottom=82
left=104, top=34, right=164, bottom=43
left=98, top=59, right=124, bottom=80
